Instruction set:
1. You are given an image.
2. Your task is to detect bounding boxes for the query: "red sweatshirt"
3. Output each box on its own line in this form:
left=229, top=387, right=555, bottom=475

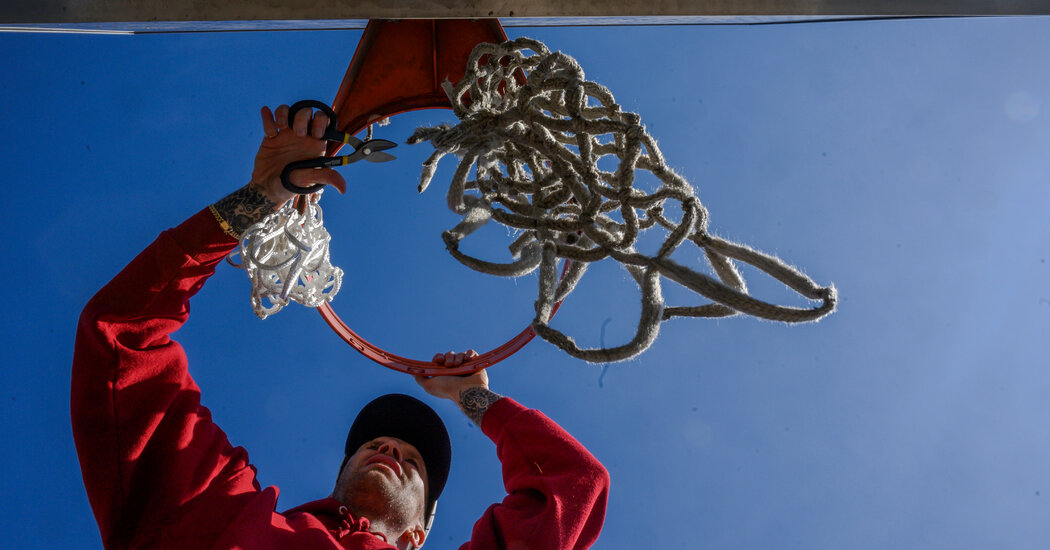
left=72, top=207, right=610, bottom=549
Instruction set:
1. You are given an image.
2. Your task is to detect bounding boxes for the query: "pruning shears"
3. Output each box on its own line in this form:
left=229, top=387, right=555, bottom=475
left=280, top=100, right=397, bottom=195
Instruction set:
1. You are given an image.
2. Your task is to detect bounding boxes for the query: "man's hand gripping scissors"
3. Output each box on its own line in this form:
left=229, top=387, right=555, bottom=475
left=280, top=100, right=397, bottom=195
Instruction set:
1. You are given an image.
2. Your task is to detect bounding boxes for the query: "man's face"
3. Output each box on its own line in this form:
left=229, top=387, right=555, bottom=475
left=336, top=436, right=428, bottom=527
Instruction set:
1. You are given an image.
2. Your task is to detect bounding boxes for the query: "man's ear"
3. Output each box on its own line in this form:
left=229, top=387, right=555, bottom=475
left=399, top=526, right=425, bottom=549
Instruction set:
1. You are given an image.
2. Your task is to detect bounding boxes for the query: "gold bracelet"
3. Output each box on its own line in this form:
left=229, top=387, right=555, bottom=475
left=208, top=204, right=240, bottom=240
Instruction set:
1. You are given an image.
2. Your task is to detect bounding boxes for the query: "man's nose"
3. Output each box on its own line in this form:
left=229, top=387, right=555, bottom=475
left=378, top=440, right=402, bottom=462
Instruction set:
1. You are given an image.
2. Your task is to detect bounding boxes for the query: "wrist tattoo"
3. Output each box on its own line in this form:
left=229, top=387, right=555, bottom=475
left=459, top=387, right=502, bottom=426
left=211, top=183, right=277, bottom=236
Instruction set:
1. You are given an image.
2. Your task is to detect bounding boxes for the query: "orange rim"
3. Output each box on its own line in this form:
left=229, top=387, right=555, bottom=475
left=317, top=262, right=571, bottom=376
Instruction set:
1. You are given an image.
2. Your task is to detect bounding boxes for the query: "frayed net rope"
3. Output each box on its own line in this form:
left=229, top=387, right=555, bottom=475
left=226, top=191, right=342, bottom=319
left=408, top=37, right=836, bottom=363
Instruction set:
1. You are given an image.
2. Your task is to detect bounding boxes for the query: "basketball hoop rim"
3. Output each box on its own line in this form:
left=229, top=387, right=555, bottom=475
left=315, top=260, right=571, bottom=376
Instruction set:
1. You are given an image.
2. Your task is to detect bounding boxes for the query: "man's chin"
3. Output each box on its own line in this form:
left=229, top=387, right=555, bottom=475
left=340, top=467, right=410, bottom=509
left=356, top=468, right=400, bottom=493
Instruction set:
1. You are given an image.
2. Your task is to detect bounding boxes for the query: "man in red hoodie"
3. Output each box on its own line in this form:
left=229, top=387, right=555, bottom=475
left=72, top=104, right=610, bottom=549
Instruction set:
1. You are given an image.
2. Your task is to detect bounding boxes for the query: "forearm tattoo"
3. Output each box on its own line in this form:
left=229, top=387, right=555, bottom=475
left=459, top=387, right=503, bottom=426
left=211, top=183, right=277, bottom=237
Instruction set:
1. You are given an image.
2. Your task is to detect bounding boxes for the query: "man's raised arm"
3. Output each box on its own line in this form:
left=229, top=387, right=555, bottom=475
left=71, top=105, right=345, bottom=549
left=417, top=353, right=610, bottom=550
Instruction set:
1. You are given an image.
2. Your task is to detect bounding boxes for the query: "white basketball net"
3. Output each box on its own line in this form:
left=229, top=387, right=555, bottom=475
left=226, top=191, right=343, bottom=319
left=408, top=37, right=837, bottom=362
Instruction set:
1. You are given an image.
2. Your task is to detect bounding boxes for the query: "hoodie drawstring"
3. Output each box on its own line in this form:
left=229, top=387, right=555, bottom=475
left=334, top=505, right=388, bottom=542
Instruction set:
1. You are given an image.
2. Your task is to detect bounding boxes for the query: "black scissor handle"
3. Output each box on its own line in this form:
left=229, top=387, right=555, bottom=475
left=281, top=100, right=342, bottom=195
left=287, top=100, right=340, bottom=140
left=281, top=157, right=329, bottom=194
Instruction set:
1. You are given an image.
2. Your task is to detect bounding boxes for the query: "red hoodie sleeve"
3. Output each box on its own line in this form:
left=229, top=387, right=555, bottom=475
left=71, top=208, right=259, bottom=549
left=461, top=397, right=610, bottom=550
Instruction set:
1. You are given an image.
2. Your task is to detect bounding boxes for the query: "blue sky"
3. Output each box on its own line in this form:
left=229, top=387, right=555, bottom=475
left=2, top=16, right=1049, bottom=548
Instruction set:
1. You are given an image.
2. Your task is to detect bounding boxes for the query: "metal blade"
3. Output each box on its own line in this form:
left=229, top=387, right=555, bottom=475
left=364, top=151, right=396, bottom=163
left=362, top=139, right=397, bottom=152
